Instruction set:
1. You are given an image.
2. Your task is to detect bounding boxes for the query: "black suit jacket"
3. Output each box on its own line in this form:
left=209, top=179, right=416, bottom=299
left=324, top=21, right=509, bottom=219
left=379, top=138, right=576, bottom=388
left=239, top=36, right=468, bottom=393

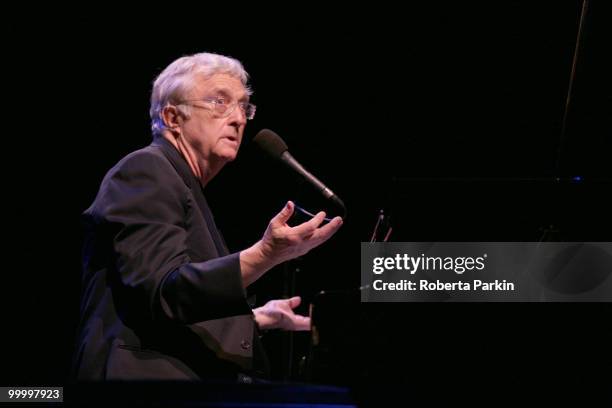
left=73, top=136, right=265, bottom=380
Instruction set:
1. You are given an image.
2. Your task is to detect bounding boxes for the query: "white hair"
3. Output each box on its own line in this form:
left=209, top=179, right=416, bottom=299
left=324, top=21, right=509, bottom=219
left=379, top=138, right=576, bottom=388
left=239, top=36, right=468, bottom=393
left=149, top=52, right=252, bottom=136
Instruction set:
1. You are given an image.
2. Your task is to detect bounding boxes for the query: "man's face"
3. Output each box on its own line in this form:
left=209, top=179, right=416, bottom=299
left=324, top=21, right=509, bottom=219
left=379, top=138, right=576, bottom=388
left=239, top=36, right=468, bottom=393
left=179, top=73, right=248, bottom=165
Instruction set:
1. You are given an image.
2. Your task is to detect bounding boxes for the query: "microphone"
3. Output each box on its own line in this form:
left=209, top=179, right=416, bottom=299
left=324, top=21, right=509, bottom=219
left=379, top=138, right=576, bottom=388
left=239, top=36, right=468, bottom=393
left=253, top=129, right=346, bottom=218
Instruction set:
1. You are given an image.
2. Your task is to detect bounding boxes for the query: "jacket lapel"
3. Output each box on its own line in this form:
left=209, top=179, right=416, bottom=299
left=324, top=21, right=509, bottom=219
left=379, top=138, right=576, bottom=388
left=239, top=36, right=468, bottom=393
left=152, top=136, right=229, bottom=256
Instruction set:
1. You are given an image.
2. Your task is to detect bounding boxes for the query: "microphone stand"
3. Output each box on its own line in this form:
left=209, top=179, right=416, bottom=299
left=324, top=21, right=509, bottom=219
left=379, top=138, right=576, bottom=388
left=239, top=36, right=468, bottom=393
left=281, top=259, right=299, bottom=382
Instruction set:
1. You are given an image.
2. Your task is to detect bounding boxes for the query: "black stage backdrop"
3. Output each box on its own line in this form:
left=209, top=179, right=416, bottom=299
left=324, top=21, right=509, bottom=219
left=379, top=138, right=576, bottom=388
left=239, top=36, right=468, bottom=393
left=3, top=1, right=611, bottom=401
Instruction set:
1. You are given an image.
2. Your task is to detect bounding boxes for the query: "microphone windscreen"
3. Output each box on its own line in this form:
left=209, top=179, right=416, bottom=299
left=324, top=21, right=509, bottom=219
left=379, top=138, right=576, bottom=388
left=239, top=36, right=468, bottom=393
left=253, top=129, right=288, bottom=159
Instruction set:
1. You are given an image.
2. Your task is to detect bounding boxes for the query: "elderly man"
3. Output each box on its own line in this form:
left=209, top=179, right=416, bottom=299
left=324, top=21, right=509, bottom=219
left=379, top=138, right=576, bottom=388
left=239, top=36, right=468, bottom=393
left=73, top=52, right=343, bottom=381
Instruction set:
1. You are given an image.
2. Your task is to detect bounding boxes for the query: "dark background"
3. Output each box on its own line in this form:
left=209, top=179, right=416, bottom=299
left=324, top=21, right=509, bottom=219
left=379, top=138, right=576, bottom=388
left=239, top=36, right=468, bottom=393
left=3, top=0, right=611, bottom=400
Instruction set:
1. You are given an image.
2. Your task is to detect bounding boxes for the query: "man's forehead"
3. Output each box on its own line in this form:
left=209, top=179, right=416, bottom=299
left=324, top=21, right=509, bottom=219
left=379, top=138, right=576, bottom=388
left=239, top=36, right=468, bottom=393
left=196, top=74, right=247, bottom=99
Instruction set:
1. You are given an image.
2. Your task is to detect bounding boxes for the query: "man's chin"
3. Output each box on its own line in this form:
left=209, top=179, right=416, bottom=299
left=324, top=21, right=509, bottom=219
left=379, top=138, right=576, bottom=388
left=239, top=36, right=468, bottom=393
left=217, top=150, right=239, bottom=163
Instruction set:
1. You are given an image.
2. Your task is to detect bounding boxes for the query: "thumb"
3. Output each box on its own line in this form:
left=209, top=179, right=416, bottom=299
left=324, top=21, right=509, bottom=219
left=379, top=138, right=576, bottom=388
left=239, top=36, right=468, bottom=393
left=287, top=296, right=301, bottom=309
left=271, top=201, right=294, bottom=226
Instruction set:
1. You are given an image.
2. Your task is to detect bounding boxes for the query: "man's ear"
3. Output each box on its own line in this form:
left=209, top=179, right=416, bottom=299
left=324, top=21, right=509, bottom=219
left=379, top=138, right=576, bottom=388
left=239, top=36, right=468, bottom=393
left=161, top=104, right=182, bottom=136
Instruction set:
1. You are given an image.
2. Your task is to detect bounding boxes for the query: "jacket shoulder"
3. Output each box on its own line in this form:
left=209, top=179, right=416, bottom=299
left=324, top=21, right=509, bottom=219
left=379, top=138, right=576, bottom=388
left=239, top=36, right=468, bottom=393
left=84, top=145, right=186, bottom=219
left=110, top=145, right=174, bottom=177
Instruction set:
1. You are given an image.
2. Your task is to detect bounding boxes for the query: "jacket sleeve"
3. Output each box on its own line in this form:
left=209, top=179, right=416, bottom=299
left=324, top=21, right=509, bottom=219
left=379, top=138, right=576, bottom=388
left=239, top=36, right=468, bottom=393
left=90, top=150, right=251, bottom=325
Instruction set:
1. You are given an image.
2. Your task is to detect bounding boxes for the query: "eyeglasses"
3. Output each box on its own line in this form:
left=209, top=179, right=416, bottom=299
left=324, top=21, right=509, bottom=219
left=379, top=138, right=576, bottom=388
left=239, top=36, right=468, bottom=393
left=177, top=97, right=256, bottom=120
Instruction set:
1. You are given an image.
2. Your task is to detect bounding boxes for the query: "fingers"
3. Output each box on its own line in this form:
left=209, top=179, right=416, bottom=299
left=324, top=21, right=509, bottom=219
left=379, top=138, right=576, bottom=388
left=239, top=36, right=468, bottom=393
left=311, top=216, right=343, bottom=243
left=263, top=202, right=343, bottom=266
left=289, top=211, right=327, bottom=239
left=256, top=298, right=311, bottom=331
left=292, top=315, right=311, bottom=331
left=282, top=298, right=309, bottom=330
left=287, top=296, right=301, bottom=309
left=270, top=201, right=295, bottom=227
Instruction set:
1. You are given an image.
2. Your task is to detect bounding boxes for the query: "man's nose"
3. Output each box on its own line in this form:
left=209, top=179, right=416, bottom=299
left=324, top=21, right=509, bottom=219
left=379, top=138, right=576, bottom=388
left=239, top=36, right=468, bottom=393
left=228, top=104, right=247, bottom=128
